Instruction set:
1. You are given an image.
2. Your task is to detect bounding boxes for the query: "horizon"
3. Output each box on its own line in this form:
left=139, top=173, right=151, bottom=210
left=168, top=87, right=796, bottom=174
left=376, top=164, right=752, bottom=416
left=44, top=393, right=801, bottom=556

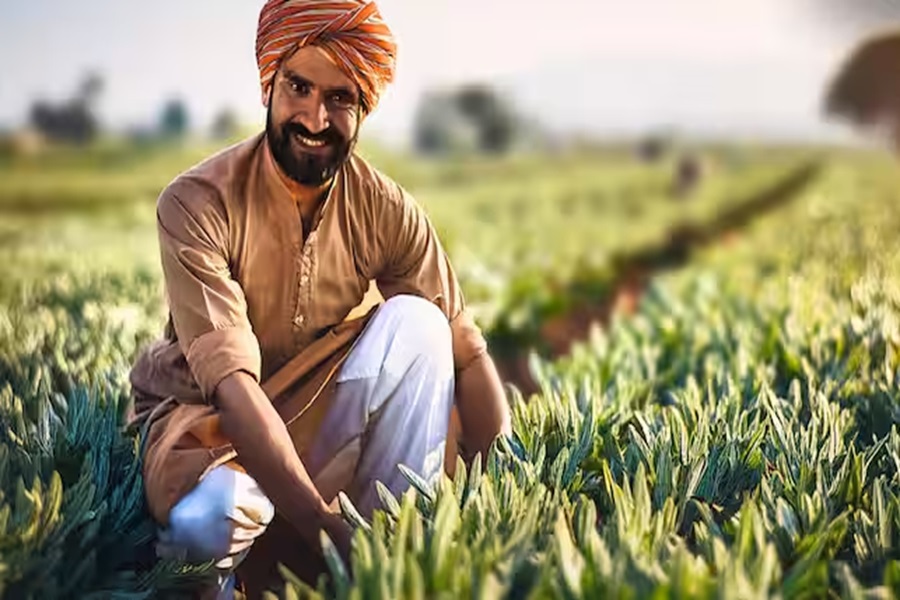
left=0, top=1, right=894, bottom=147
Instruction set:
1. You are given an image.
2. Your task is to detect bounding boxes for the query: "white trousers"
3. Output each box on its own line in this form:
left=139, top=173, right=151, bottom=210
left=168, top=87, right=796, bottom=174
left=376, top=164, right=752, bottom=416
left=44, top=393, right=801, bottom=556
left=155, top=295, right=455, bottom=579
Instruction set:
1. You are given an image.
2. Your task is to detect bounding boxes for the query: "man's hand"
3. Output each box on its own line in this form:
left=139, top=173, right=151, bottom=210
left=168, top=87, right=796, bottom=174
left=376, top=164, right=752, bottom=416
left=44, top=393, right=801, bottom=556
left=320, top=510, right=354, bottom=566
left=215, top=371, right=351, bottom=561
left=454, top=353, right=512, bottom=463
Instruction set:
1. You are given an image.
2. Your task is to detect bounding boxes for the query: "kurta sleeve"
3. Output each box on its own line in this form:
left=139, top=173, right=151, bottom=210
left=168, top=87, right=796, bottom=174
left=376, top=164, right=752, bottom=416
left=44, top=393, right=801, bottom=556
left=375, top=183, right=487, bottom=372
left=156, top=180, right=262, bottom=401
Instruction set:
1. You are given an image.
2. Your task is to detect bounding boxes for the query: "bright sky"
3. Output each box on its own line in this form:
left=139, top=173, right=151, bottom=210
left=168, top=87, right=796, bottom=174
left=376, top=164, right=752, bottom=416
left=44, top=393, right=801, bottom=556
left=0, top=1, right=875, bottom=144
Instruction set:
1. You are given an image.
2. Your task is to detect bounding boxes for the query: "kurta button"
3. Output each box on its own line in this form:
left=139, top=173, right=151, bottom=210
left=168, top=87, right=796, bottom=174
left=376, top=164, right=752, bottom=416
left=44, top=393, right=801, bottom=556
left=293, top=315, right=305, bottom=327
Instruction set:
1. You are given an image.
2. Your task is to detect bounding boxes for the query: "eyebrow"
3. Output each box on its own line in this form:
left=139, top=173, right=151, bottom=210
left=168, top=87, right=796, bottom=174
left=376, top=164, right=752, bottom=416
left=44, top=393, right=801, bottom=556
left=281, top=68, right=358, bottom=99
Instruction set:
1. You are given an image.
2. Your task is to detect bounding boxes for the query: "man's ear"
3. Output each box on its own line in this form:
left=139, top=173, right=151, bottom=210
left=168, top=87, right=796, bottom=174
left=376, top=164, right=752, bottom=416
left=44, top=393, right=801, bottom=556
left=262, top=75, right=278, bottom=109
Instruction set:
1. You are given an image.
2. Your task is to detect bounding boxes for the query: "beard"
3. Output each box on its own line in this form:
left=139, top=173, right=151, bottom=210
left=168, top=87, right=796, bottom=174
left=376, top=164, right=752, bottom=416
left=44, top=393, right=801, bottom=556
left=265, top=105, right=357, bottom=187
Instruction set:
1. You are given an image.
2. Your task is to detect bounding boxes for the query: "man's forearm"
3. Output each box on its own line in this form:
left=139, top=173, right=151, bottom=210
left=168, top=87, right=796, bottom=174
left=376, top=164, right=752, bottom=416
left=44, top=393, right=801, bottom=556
left=454, top=353, right=511, bottom=461
left=214, top=371, right=350, bottom=555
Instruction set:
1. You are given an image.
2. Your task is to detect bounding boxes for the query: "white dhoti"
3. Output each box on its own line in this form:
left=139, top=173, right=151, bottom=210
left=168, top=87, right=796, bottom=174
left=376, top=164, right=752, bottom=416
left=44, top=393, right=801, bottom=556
left=154, top=295, right=455, bottom=597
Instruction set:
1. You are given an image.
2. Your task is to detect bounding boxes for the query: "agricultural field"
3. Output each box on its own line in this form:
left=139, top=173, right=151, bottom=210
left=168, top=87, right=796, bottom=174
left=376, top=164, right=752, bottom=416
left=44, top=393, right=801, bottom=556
left=2, top=135, right=900, bottom=599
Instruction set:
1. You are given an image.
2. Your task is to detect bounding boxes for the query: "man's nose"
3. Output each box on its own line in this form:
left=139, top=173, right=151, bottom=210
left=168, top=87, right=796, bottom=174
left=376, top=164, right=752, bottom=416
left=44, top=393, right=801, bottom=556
left=299, top=97, right=329, bottom=135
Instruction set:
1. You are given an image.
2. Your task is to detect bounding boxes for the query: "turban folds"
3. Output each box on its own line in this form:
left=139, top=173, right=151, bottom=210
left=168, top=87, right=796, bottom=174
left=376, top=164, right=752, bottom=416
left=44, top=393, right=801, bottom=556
left=256, top=0, right=397, bottom=113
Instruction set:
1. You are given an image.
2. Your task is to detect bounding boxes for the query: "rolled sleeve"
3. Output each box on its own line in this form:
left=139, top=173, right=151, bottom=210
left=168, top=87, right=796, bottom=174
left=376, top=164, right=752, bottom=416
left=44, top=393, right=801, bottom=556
left=186, top=326, right=262, bottom=400
left=376, top=183, right=488, bottom=372
left=157, top=180, right=262, bottom=402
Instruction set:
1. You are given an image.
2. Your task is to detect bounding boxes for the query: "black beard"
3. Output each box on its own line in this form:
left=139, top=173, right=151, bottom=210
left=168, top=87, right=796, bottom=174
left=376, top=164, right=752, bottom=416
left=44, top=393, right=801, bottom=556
left=265, top=106, right=356, bottom=187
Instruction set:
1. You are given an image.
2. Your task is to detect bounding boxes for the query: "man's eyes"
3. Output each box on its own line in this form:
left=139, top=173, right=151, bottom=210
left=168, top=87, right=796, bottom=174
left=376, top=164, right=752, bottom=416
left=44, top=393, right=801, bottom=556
left=329, top=92, right=357, bottom=107
left=284, top=78, right=356, bottom=107
left=287, top=79, right=311, bottom=95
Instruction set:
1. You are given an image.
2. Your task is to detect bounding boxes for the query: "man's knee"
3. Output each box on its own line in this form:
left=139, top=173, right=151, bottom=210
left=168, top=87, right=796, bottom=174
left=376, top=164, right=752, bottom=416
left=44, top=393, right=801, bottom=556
left=378, top=295, right=453, bottom=375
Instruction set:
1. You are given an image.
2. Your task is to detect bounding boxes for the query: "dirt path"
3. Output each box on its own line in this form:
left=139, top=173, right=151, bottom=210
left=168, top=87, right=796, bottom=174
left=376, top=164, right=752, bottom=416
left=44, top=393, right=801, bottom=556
left=493, top=159, right=824, bottom=395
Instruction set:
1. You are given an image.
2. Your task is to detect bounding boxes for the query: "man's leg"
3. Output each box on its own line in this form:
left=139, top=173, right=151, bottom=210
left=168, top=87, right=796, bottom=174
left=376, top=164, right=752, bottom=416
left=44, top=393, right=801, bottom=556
left=154, top=294, right=454, bottom=596
left=155, top=463, right=274, bottom=598
left=304, top=294, right=456, bottom=516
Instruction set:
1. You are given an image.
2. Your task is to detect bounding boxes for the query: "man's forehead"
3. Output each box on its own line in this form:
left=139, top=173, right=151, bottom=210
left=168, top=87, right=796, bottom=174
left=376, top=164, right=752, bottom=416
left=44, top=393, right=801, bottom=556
left=280, top=45, right=357, bottom=91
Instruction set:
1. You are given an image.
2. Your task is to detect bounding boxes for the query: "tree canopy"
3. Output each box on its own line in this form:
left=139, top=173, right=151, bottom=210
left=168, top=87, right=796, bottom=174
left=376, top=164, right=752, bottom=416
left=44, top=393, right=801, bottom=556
left=823, top=30, right=900, bottom=143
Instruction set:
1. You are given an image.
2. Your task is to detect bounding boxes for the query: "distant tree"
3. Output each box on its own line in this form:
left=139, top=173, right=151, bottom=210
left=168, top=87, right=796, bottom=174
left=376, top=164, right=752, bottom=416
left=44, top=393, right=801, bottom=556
left=412, top=91, right=478, bottom=155
left=636, top=131, right=678, bottom=163
left=637, top=137, right=666, bottom=163
left=30, top=102, right=96, bottom=145
left=78, top=73, right=104, bottom=106
left=159, top=98, right=190, bottom=139
left=454, top=85, right=517, bottom=154
left=29, top=72, right=104, bottom=144
left=802, top=0, right=900, bottom=34
left=412, top=84, right=519, bottom=155
left=210, top=108, right=239, bottom=140
left=412, top=93, right=445, bottom=154
left=412, top=115, right=448, bottom=156
left=823, top=30, right=900, bottom=148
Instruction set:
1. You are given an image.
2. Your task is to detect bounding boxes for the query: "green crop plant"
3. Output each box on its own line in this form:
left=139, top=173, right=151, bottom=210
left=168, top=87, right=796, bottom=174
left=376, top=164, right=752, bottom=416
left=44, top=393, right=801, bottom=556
left=2, top=142, right=900, bottom=597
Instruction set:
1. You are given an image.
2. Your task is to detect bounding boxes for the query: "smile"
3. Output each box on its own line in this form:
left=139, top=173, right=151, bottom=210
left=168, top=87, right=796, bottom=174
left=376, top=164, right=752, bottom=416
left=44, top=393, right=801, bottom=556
left=295, top=134, right=327, bottom=148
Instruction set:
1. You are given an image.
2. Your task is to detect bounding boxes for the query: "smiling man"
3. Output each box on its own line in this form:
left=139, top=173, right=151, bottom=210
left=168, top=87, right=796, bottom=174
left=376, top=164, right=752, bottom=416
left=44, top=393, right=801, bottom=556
left=126, top=1, right=511, bottom=597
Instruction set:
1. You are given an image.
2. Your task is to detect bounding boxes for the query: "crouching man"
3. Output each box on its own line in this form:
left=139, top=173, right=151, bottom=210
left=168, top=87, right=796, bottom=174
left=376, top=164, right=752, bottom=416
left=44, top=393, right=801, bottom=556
left=127, top=1, right=511, bottom=597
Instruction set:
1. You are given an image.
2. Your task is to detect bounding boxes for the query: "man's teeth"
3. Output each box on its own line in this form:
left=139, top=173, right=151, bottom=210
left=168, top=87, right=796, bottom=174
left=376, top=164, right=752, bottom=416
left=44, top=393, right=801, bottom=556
left=296, top=134, right=326, bottom=147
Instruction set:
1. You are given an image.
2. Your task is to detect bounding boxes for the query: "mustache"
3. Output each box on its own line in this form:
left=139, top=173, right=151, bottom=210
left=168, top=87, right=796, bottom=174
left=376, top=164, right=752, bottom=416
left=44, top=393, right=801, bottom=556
left=282, top=121, right=343, bottom=145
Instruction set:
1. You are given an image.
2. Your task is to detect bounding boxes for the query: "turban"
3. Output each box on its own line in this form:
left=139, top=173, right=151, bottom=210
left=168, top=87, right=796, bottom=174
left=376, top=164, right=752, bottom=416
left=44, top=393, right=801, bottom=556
left=256, top=0, right=397, bottom=113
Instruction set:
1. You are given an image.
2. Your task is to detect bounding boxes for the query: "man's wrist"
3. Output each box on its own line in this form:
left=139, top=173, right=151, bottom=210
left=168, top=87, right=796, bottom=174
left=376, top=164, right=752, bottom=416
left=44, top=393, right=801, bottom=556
left=298, top=495, right=336, bottom=527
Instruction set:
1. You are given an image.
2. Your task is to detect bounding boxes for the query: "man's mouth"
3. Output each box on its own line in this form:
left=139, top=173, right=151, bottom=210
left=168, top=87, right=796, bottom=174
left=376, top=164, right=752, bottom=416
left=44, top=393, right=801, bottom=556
left=294, top=133, right=328, bottom=149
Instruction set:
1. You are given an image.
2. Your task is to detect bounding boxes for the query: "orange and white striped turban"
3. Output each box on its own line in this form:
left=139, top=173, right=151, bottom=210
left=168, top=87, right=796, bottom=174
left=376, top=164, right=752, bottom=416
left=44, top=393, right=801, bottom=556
left=256, top=0, right=397, bottom=113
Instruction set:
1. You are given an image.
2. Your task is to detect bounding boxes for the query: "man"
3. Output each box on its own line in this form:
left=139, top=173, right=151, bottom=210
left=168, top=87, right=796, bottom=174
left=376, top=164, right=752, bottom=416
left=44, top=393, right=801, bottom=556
left=127, top=0, right=511, bottom=597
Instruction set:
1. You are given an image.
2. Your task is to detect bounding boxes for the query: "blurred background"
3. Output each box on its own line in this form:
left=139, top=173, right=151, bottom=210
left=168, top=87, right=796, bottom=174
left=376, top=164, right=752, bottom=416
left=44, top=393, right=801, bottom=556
left=10, top=5, right=900, bottom=597
left=3, top=0, right=900, bottom=390
left=2, top=0, right=896, bottom=147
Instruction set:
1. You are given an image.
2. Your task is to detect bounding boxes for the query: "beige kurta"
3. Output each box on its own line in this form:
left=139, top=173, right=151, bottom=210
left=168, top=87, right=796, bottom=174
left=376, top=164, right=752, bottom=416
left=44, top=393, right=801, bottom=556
left=128, top=132, right=487, bottom=528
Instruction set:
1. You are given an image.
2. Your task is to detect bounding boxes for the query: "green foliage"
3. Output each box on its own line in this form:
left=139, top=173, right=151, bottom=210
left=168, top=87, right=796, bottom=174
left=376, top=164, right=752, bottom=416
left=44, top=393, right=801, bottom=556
left=277, top=273, right=900, bottom=598
left=3, top=141, right=900, bottom=598
left=0, top=275, right=214, bottom=598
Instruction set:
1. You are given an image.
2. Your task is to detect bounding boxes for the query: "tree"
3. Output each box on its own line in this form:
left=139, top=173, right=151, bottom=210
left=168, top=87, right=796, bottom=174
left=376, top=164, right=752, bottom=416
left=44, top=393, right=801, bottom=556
left=210, top=108, right=239, bottom=140
left=801, top=0, right=900, bottom=34
left=823, top=30, right=900, bottom=148
left=412, top=91, right=445, bottom=155
left=159, top=98, right=190, bottom=139
left=454, top=84, right=517, bottom=154
left=29, top=72, right=104, bottom=144
left=636, top=129, right=678, bottom=163
left=412, top=84, right=520, bottom=156
left=78, top=72, right=104, bottom=106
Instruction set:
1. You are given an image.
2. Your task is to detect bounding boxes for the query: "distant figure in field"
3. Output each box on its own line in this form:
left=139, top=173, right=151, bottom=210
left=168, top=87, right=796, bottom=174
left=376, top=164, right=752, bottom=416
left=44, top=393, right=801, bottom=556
left=126, top=2, right=511, bottom=596
left=671, top=154, right=705, bottom=199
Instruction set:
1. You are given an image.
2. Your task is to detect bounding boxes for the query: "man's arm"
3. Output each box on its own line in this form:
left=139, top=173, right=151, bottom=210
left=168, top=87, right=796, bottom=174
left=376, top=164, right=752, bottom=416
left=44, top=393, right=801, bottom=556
left=454, top=352, right=511, bottom=463
left=371, top=182, right=512, bottom=465
left=214, top=371, right=353, bottom=560
left=154, top=186, right=353, bottom=560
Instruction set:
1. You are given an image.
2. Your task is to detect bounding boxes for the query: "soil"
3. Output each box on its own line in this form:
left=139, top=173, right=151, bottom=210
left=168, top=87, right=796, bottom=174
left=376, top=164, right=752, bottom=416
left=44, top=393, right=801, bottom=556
left=493, top=160, right=823, bottom=395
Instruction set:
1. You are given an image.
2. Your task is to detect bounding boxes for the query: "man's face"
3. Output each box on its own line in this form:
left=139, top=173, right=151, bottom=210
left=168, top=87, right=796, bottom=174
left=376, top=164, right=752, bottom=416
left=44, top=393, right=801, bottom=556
left=265, top=45, right=361, bottom=186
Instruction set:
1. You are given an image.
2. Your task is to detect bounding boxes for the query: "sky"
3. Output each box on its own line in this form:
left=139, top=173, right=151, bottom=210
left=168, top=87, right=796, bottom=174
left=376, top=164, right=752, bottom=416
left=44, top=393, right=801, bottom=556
left=0, top=1, right=891, bottom=146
